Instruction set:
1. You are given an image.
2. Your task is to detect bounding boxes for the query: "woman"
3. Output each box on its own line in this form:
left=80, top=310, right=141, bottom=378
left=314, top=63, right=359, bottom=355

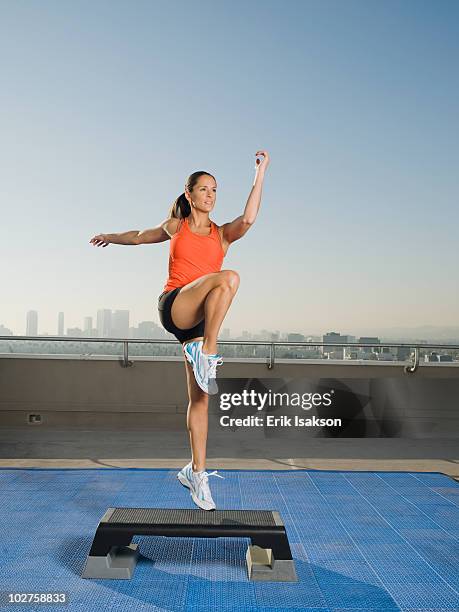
left=90, top=150, right=270, bottom=510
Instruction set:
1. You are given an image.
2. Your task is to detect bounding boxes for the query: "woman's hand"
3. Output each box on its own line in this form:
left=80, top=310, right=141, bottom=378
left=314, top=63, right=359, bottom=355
left=255, top=150, right=270, bottom=172
left=90, top=234, right=110, bottom=247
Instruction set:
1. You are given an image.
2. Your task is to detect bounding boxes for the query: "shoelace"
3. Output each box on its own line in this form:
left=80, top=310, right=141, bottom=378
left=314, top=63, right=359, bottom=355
left=197, top=470, right=225, bottom=485
left=193, top=471, right=225, bottom=505
left=207, top=356, right=223, bottom=379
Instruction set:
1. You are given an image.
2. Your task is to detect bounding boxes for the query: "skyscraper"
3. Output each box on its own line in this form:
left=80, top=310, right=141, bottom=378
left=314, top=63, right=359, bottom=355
left=26, top=310, right=38, bottom=336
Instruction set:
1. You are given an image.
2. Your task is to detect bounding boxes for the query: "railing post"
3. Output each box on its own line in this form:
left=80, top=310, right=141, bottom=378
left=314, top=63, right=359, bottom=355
left=266, top=343, right=275, bottom=370
left=121, top=341, right=133, bottom=368
left=404, top=346, right=419, bottom=374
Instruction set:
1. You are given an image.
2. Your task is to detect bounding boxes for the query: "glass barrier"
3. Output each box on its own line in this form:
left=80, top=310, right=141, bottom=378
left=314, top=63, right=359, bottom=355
left=0, top=337, right=458, bottom=364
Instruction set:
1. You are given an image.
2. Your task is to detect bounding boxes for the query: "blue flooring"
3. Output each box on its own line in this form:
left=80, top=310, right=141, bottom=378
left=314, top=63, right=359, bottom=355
left=0, top=467, right=458, bottom=611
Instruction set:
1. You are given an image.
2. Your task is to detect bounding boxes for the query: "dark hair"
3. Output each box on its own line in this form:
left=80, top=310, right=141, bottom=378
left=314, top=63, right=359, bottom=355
left=167, top=171, right=216, bottom=219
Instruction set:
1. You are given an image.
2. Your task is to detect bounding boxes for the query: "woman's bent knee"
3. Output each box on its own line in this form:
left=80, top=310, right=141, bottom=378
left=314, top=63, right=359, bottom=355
left=219, top=269, right=240, bottom=292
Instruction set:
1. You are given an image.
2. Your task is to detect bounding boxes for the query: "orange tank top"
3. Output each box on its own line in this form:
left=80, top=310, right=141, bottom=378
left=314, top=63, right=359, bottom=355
left=163, top=216, right=224, bottom=292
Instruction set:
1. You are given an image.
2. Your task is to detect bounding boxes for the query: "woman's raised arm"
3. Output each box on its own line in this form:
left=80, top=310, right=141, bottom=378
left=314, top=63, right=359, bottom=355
left=221, top=150, right=270, bottom=245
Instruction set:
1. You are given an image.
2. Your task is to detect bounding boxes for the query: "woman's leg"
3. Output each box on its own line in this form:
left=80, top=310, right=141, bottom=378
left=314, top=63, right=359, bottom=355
left=171, top=269, right=240, bottom=354
left=202, top=283, right=238, bottom=355
left=183, top=353, right=208, bottom=472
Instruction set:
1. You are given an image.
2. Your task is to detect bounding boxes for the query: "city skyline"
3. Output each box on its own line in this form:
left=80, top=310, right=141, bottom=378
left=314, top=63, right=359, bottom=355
left=2, top=308, right=459, bottom=344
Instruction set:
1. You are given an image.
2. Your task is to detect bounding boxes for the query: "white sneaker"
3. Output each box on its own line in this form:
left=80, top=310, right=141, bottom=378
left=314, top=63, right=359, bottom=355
left=206, top=354, right=223, bottom=395
left=188, top=469, right=225, bottom=511
left=177, top=461, right=194, bottom=490
left=183, top=340, right=209, bottom=394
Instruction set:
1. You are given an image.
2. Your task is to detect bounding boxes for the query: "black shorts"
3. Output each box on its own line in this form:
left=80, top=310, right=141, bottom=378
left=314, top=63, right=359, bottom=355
left=157, top=287, right=205, bottom=344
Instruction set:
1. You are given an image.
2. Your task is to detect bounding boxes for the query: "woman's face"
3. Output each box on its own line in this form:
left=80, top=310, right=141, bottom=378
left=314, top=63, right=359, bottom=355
left=186, top=175, right=217, bottom=212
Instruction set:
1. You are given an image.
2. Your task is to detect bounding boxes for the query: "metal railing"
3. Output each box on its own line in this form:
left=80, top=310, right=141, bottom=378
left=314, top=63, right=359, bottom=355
left=1, top=336, right=459, bottom=374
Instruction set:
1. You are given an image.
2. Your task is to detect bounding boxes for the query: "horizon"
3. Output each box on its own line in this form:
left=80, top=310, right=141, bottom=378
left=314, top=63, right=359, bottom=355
left=2, top=309, right=459, bottom=343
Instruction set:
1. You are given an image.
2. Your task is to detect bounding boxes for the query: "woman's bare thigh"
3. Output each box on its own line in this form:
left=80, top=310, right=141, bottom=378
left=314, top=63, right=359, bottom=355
left=171, top=271, right=229, bottom=330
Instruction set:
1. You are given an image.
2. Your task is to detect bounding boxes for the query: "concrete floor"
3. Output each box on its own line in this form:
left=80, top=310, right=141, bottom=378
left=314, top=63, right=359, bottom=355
left=1, top=458, right=458, bottom=481
left=1, top=428, right=457, bottom=481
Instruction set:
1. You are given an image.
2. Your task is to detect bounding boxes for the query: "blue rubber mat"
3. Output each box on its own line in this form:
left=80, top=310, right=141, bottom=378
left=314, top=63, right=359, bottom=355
left=0, top=468, right=458, bottom=611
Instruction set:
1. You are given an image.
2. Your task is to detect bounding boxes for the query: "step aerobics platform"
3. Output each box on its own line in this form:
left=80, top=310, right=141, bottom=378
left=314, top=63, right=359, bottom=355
left=82, top=507, right=298, bottom=582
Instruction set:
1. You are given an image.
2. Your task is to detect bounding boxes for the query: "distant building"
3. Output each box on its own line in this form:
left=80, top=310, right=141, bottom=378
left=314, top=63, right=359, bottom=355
left=343, top=347, right=360, bottom=360
left=395, top=346, right=411, bottom=360
left=135, top=321, right=167, bottom=339
left=83, top=317, right=93, bottom=337
left=26, top=310, right=38, bottom=336
left=0, top=324, right=13, bottom=336
left=342, top=336, right=383, bottom=360
left=58, top=312, right=64, bottom=336
left=96, top=310, right=112, bottom=338
left=358, top=336, right=380, bottom=354
left=322, top=331, right=356, bottom=359
left=425, top=352, right=453, bottom=362
left=255, top=329, right=271, bottom=340
left=67, top=327, right=83, bottom=336
left=112, top=310, right=130, bottom=338
left=376, top=346, right=395, bottom=361
left=288, top=333, right=305, bottom=343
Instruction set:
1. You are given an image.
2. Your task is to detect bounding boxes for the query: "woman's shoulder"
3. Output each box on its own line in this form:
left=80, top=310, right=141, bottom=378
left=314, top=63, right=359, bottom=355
left=211, top=219, right=223, bottom=235
left=163, top=217, right=183, bottom=237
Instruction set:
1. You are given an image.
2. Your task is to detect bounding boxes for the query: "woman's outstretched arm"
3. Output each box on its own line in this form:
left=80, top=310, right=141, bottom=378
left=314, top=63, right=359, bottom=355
left=222, top=150, right=270, bottom=245
left=89, top=230, right=139, bottom=246
left=90, top=218, right=175, bottom=247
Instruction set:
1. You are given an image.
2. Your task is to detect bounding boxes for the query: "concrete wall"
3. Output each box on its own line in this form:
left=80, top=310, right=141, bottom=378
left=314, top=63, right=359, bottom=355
left=1, top=356, right=458, bottom=459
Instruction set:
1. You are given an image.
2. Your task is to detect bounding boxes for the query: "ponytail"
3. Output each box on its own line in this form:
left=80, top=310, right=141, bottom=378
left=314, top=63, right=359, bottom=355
left=167, top=193, right=191, bottom=220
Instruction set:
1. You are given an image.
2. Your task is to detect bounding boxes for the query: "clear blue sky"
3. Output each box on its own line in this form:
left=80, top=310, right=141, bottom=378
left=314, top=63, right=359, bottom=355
left=1, top=0, right=458, bottom=336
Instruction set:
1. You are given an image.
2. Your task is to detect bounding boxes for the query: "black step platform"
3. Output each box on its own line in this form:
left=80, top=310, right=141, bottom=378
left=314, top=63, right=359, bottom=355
left=82, top=507, right=298, bottom=581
